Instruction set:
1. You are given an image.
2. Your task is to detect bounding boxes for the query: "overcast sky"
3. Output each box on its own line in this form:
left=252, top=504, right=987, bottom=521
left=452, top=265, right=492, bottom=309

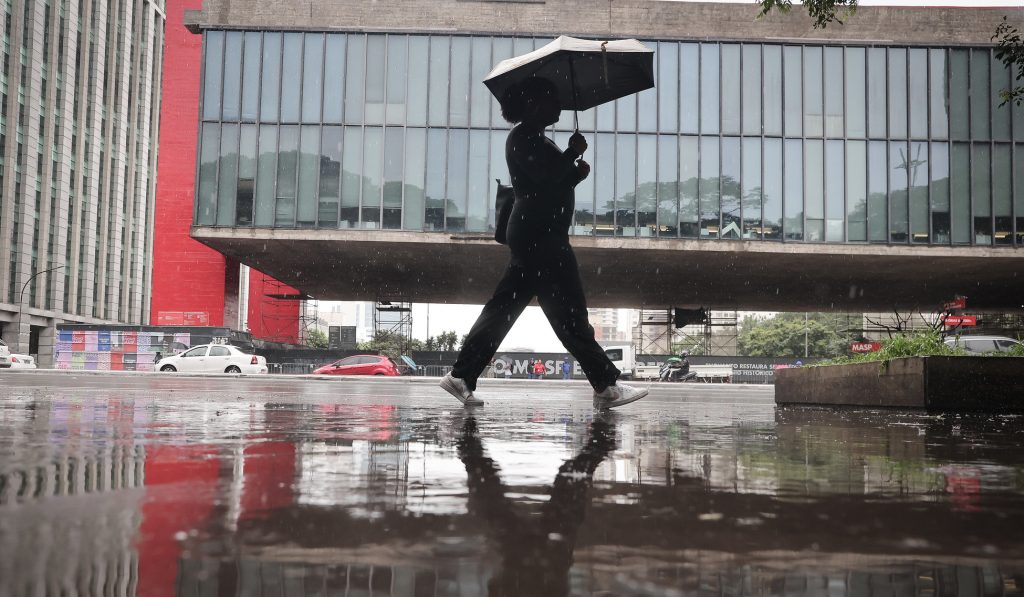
left=661, top=1, right=1022, bottom=5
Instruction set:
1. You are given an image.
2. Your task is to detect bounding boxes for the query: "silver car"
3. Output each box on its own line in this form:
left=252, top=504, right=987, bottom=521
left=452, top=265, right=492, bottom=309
left=0, top=339, right=10, bottom=368
left=944, top=335, right=1024, bottom=354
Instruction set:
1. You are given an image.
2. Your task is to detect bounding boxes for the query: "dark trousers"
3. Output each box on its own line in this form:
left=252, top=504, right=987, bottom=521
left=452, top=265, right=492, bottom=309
left=452, top=242, right=619, bottom=392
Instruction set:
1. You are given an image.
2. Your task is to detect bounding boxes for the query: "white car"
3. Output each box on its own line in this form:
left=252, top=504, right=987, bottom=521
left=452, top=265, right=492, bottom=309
left=944, top=335, right=1024, bottom=354
left=8, top=353, right=36, bottom=369
left=0, top=339, right=10, bottom=369
left=156, top=344, right=268, bottom=374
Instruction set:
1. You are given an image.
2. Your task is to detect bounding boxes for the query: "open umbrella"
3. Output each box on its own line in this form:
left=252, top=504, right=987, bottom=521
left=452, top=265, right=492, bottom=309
left=483, top=35, right=655, bottom=131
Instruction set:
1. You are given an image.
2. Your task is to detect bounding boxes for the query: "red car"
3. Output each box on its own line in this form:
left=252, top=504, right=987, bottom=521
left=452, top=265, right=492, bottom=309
left=313, top=354, right=402, bottom=376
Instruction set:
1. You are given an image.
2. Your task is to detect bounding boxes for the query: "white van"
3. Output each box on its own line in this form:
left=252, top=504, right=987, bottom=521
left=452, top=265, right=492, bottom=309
left=604, top=344, right=635, bottom=379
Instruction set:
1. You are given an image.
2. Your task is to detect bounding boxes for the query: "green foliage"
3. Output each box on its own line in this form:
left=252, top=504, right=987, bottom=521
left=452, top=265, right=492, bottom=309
left=756, top=0, right=858, bottom=29
left=819, top=330, right=966, bottom=366
left=305, top=328, right=329, bottom=349
left=435, top=330, right=460, bottom=352
left=357, top=330, right=423, bottom=358
left=738, top=313, right=850, bottom=358
left=994, top=16, right=1024, bottom=107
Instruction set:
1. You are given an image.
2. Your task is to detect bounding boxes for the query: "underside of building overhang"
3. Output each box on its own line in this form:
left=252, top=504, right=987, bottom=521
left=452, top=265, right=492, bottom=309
left=192, top=227, right=1024, bottom=313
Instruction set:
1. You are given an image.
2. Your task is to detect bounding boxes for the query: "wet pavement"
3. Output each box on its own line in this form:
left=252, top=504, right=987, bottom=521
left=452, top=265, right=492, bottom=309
left=1, top=372, right=1023, bottom=597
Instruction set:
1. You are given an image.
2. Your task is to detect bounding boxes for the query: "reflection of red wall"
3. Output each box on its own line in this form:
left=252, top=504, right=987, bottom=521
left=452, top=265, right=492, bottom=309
left=151, top=0, right=299, bottom=343
left=240, top=441, right=297, bottom=518
left=247, top=271, right=301, bottom=344
left=137, top=445, right=220, bottom=597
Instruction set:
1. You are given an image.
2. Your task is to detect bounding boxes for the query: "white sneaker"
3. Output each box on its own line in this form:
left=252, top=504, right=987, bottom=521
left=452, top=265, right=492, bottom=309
left=440, top=373, right=484, bottom=406
left=593, top=382, right=648, bottom=409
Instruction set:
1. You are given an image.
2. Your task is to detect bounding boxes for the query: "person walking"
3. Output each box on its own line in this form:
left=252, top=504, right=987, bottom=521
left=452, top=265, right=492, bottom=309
left=440, top=76, right=647, bottom=409
left=533, top=359, right=546, bottom=380
left=561, top=357, right=572, bottom=380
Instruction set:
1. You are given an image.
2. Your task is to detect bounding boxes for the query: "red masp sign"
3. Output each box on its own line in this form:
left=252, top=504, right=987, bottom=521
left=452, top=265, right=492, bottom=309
left=850, top=341, right=882, bottom=353
left=943, top=297, right=967, bottom=311
left=942, top=315, right=977, bottom=327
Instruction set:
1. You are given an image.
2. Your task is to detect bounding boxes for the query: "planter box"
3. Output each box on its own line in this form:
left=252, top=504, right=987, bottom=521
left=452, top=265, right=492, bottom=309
left=776, top=356, right=1024, bottom=411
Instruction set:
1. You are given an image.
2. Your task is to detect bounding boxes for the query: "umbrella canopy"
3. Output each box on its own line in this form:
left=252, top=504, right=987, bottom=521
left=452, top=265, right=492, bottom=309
left=483, top=36, right=655, bottom=115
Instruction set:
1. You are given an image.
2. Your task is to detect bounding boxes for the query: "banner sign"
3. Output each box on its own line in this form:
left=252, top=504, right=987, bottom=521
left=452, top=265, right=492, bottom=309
left=850, top=341, right=882, bottom=353
left=943, top=297, right=967, bottom=311
left=942, top=315, right=977, bottom=326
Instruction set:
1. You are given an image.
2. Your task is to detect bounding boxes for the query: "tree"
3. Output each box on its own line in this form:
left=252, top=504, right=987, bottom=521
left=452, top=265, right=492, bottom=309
left=738, top=313, right=850, bottom=358
left=436, top=330, right=460, bottom=352
left=357, top=330, right=423, bottom=358
left=306, top=328, right=329, bottom=349
left=756, top=1, right=1024, bottom=105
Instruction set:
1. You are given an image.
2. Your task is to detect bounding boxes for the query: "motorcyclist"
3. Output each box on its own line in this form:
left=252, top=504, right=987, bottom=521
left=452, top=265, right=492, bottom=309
left=659, top=350, right=692, bottom=382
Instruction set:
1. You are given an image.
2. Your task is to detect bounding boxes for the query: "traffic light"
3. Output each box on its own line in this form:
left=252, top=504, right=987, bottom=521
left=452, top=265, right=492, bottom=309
left=674, top=308, right=709, bottom=328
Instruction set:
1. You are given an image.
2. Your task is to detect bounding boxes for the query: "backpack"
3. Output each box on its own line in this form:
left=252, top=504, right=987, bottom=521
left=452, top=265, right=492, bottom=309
left=494, top=179, right=514, bottom=244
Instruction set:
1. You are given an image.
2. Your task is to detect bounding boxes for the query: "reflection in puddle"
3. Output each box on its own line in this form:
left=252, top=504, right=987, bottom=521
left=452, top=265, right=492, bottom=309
left=0, top=391, right=1023, bottom=596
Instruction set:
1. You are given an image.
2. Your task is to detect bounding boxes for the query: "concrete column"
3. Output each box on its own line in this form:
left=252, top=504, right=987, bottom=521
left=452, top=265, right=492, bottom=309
left=36, top=319, right=56, bottom=368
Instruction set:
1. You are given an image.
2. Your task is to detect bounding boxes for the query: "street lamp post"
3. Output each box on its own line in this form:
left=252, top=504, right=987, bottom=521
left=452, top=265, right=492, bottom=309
left=13, top=265, right=64, bottom=355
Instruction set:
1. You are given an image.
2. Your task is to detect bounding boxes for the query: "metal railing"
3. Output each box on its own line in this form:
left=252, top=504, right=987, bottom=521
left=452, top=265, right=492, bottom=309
left=267, top=363, right=316, bottom=375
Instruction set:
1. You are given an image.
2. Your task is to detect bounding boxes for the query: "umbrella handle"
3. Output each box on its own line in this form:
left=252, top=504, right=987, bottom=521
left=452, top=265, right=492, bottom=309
left=568, top=56, right=581, bottom=136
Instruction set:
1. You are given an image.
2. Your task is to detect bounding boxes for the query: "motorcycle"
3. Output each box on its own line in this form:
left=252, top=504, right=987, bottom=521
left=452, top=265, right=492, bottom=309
left=658, top=357, right=697, bottom=382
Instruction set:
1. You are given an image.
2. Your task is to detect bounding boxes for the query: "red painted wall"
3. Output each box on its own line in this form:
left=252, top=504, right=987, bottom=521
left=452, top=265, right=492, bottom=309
left=152, top=0, right=299, bottom=343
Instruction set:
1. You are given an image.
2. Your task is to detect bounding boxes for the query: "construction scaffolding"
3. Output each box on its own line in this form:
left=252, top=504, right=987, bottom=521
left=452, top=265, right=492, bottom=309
left=374, top=300, right=414, bottom=354
left=633, top=308, right=739, bottom=356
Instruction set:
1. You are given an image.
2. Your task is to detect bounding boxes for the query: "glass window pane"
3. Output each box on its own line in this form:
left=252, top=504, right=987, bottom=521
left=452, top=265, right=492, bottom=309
left=867, top=141, right=887, bottom=241
left=971, top=50, right=993, bottom=140
left=909, top=141, right=928, bottom=243
left=783, top=139, right=802, bottom=240
left=930, top=142, right=950, bottom=243
left=203, top=32, right=224, bottom=121
left=763, top=138, right=782, bottom=240
left=387, top=36, right=409, bottom=126
left=467, top=130, right=489, bottom=232
left=951, top=142, right=970, bottom=243
left=949, top=50, right=969, bottom=140
left=681, top=44, right=700, bottom=134
left=345, top=35, right=366, bottom=124
left=803, top=47, right=823, bottom=138
left=276, top=126, right=299, bottom=226
left=407, top=37, right=429, bottom=127
left=867, top=48, right=887, bottom=139
left=847, top=140, right=867, bottom=241
left=197, top=123, right=220, bottom=225
left=824, top=47, right=843, bottom=138
left=260, top=33, right=282, bottom=122
left=595, top=133, right=616, bottom=235
left=909, top=49, right=928, bottom=139
left=571, top=132, right=595, bottom=234
left=364, top=36, right=386, bottom=125
left=237, top=125, right=257, bottom=226
left=341, top=127, right=362, bottom=227
left=991, top=53, right=1012, bottom=141
left=469, top=38, right=491, bottom=129
left=993, top=143, right=1011, bottom=244
left=763, top=45, right=783, bottom=136
left=700, top=136, right=720, bottom=238
left=449, top=38, right=471, bottom=128
left=742, top=137, right=761, bottom=239
left=616, top=134, right=637, bottom=234
left=254, top=125, right=277, bottom=226
left=1016, top=144, right=1024, bottom=244
left=721, top=45, right=740, bottom=135
left=659, top=42, right=679, bottom=133
left=742, top=45, right=762, bottom=136
left=216, top=124, right=239, bottom=226
left=637, top=77, right=658, bottom=133
left=825, top=140, right=844, bottom=242
left=679, top=136, right=699, bottom=237
left=241, top=32, right=261, bottom=121
left=323, top=35, right=346, bottom=123
left=845, top=48, right=866, bottom=138
left=403, top=128, right=426, bottom=230
left=428, top=37, right=449, bottom=127
left=804, top=139, right=824, bottom=241
left=617, top=93, right=638, bottom=133
left=721, top=137, right=741, bottom=239
left=280, top=33, right=302, bottom=123
left=424, top=129, right=446, bottom=231
left=637, top=135, right=657, bottom=234
left=972, top=143, right=991, bottom=244
left=597, top=101, right=615, bottom=132
left=700, top=44, right=719, bottom=134
left=383, top=127, right=405, bottom=229
left=783, top=46, right=802, bottom=137
left=361, top=127, right=383, bottom=227
left=301, top=34, right=324, bottom=122
left=446, top=129, right=468, bottom=231
left=1015, top=64, right=1024, bottom=141
left=222, top=32, right=242, bottom=121
left=296, top=125, right=320, bottom=227
left=318, top=126, right=342, bottom=228
left=491, top=38, right=514, bottom=128
left=888, top=49, right=907, bottom=140
left=658, top=134, right=679, bottom=237
left=889, top=142, right=909, bottom=242
left=930, top=50, right=949, bottom=139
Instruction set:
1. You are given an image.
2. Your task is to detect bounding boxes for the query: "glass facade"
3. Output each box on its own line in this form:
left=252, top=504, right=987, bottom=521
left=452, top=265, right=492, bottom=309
left=196, top=32, right=1024, bottom=246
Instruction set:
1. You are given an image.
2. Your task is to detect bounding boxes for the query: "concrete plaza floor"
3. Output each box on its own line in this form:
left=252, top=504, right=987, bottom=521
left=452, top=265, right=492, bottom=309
left=1, top=371, right=1022, bottom=596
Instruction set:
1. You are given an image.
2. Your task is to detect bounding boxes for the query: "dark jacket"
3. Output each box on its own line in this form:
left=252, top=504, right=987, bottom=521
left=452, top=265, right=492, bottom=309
left=504, top=123, right=584, bottom=257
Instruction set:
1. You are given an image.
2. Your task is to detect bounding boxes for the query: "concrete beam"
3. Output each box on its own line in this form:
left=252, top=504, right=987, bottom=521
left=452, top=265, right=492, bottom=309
left=191, top=227, right=1024, bottom=312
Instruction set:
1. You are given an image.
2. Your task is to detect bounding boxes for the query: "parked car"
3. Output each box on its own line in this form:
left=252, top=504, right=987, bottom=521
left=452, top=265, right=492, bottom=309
left=157, top=344, right=268, bottom=374
left=0, top=339, right=10, bottom=369
left=314, top=354, right=402, bottom=376
left=8, top=353, right=37, bottom=369
left=944, top=335, right=1024, bottom=354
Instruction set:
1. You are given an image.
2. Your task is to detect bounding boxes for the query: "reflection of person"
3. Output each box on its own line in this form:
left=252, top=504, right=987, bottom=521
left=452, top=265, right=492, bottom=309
left=457, top=414, right=616, bottom=596
left=440, top=77, right=647, bottom=409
